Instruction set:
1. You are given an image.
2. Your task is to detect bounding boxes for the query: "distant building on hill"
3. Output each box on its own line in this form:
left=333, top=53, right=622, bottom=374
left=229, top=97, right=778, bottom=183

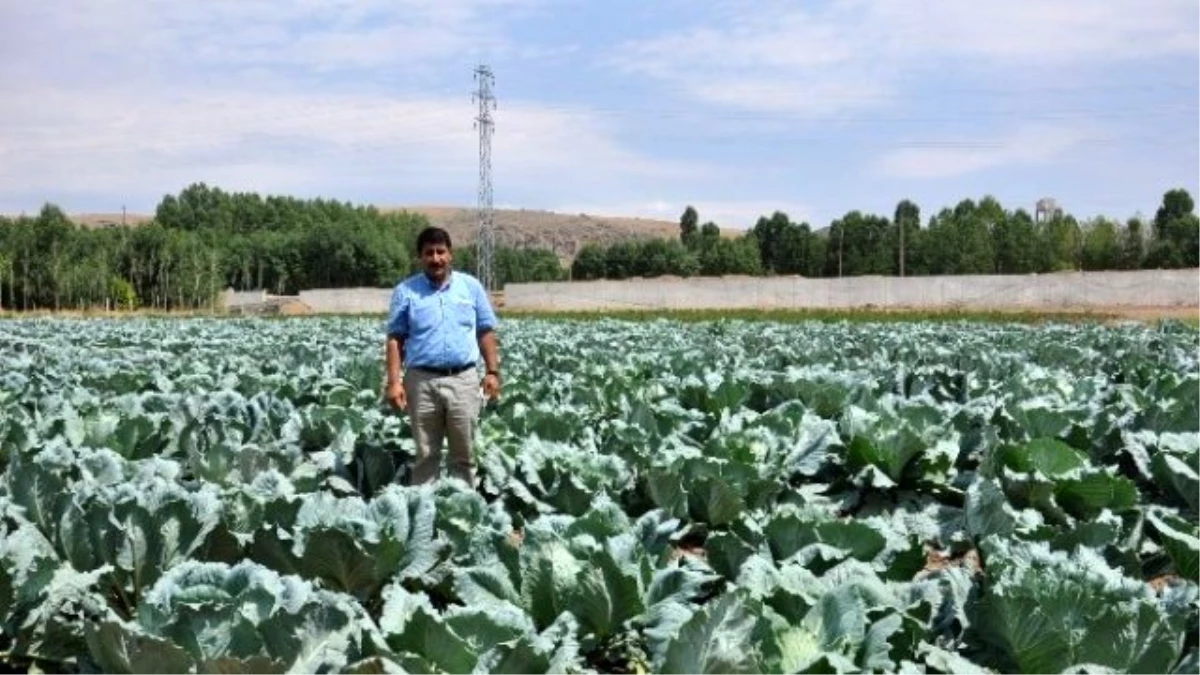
left=1035, top=198, right=1063, bottom=223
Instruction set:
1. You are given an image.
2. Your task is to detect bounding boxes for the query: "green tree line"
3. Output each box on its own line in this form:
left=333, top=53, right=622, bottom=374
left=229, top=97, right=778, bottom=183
left=571, top=189, right=1199, bottom=280
left=0, top=183, right=564, bottom=311
left=1, top=185, right=1195, bottom=311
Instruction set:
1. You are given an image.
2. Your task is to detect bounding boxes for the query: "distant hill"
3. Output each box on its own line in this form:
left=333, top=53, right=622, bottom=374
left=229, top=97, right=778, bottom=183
left=67, top=206, right=726, bottom=264
left=73, top=212, right=153, bottom=228
left=389, top=206, right=690, bottom=263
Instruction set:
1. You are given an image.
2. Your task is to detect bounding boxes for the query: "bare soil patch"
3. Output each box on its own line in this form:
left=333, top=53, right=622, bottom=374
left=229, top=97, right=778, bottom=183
left=1090, top=305, right=1198, bottom=322
left=923, top=548, right=982, bottom=574
left=668, top=544, right=708, bottom=563
left=1149, top=574, right=1182, bottom=592
left=973, top=304, right=1197, bottom=324
left=506, top=529, right=525, bottom=548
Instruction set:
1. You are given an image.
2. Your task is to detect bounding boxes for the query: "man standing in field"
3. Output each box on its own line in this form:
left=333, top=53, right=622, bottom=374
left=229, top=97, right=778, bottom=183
left=384, top=227, right=501, bottom=486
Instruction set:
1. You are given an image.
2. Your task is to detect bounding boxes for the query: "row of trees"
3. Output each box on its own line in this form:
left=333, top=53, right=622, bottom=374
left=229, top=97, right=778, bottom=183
left=572, top=189, right=1199, bottom=280
left=0, top=209, right=215, bottom=312
left=0, top=184, right=565, bottom=311
left=1, top=184, right=1195, bottom=311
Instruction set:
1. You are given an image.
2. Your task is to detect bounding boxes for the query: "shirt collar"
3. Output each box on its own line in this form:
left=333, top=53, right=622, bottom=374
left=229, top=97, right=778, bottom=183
left=422, top=270, right=453, bottom=291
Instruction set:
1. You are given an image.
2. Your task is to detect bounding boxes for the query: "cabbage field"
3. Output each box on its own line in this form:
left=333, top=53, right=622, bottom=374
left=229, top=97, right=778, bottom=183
left=0, top=315, right=1197, bottom=674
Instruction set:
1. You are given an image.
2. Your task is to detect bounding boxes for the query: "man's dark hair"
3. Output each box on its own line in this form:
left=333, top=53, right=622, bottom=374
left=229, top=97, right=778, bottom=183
left=416, top=227, right=452, bottom=254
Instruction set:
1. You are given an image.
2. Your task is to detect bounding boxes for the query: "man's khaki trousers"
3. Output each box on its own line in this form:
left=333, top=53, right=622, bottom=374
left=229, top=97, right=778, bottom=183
left=403, top=367, right=481, bottom=485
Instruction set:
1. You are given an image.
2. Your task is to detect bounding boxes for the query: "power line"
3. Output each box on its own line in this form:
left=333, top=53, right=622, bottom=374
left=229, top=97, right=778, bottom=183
left=473, top=64, right=496, bottom=292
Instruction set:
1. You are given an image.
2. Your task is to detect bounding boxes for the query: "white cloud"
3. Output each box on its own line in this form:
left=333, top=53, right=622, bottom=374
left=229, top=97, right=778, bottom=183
left=0, top=0, right=541, bottom=79
left=612, top=0, right=1199, bottom=115
left=872, top=123, right=1101, bottom=179
left=0, top=84, right=698, bottom=212
left=0, top=0, right=701, bottom=213
left=610, top=5, right=893, bottom=117
left=2, top=0, right=1193, bottom=221
left=868, top=0, right=1199, bottom=62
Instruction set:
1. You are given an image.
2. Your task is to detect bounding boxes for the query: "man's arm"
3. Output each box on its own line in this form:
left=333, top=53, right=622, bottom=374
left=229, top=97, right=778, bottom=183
left=473, top=278, right=499, bottom=371
left=386, top=334, right=405, bottom=387
left=478, top=329, right=499, bottom=375
left=384, top=285, right=410, bottom=409
left=473, top=280, right=501, bottom=399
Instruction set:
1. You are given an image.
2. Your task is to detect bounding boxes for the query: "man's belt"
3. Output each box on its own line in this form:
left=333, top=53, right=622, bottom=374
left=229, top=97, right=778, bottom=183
left=413, top=364, right=475, bottom=377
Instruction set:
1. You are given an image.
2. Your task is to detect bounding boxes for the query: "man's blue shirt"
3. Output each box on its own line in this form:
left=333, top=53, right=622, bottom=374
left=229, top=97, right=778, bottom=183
left=385, top=270, right=497, bottom=369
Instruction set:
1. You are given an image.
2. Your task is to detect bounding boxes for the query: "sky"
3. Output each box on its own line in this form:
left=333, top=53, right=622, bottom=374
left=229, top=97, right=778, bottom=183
left=1, top=0, right=1197, bottom=230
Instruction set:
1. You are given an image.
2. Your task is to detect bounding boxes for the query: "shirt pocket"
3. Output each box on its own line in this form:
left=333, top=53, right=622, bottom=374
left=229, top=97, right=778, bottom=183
left=410, top=298, right=442, bottom=329
left=451, top=298, right=475, bottom=328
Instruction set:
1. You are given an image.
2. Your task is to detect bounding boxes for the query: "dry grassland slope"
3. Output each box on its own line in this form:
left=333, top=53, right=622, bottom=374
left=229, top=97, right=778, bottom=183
left=390, top=206, right=690, bottom=262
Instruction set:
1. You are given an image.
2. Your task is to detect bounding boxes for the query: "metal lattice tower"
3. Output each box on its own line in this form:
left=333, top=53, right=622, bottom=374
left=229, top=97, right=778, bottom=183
left=473, top=64, right=496, bottom=292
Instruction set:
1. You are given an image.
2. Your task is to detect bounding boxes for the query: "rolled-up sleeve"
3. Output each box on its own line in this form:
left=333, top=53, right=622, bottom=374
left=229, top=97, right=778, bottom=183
left=386, top=285, right=409, bottom=337
left=473, top=279, right=498, bottom=333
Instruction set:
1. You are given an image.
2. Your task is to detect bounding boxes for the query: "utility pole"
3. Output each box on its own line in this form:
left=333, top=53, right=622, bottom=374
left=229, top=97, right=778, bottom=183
left=838, top=223, right=844, bottom=278
left=473, top=64, right=496, bottom=292
left=895, top=201, right=916, bottom=277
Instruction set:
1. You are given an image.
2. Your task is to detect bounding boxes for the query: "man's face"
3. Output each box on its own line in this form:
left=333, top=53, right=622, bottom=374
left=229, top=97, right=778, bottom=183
left=420, top=243, right=452, bottom=284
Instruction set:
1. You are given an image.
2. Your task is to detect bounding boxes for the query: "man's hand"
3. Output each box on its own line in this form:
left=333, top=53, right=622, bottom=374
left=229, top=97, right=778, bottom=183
left=482, top=372, right=501, bottom=401
left=386, top=381, right=407, bottom=411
